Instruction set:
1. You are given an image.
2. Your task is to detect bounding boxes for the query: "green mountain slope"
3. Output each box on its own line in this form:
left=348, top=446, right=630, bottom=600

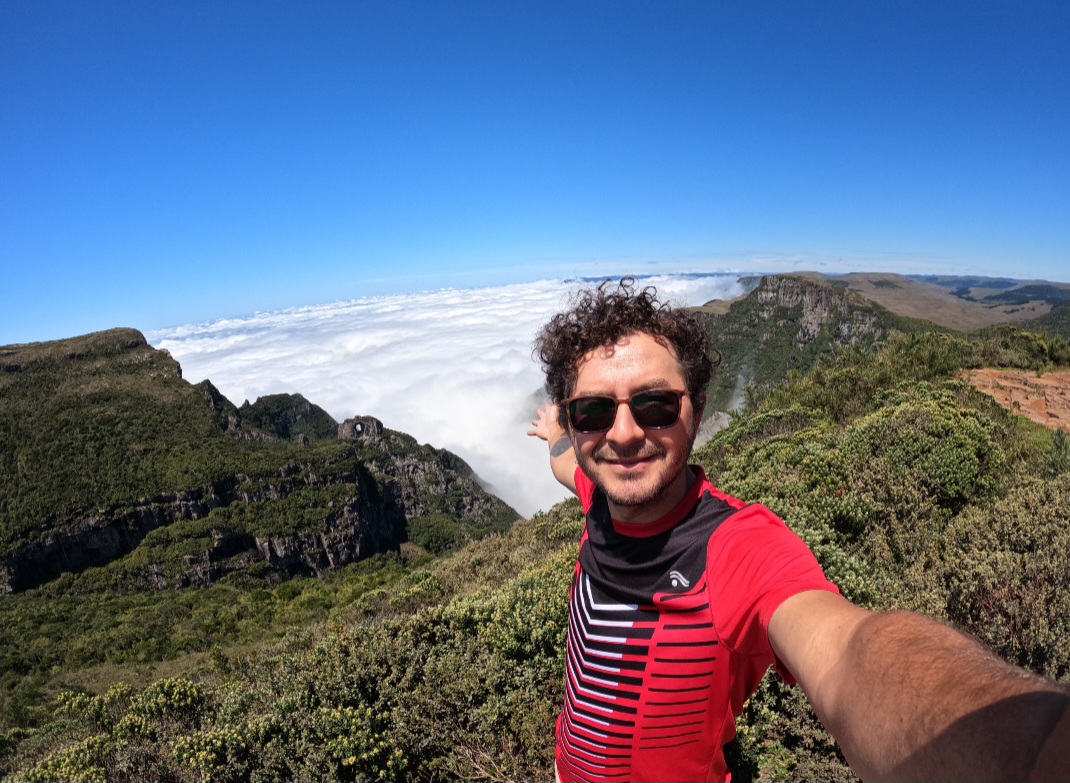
left=1019, top=302, right=1070, bottom=340
left=691, top=274, right=935, bottom=413
left=0, top=329, right=517, bottom=594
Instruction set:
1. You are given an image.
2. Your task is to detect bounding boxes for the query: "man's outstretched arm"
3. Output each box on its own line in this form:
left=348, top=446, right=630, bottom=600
left=528, top=403, right=578, bottom=494
left=769, top=590, right=1070, bottom=782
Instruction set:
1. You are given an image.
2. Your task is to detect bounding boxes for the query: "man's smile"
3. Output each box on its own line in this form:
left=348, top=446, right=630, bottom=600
left=593, top=445, right=666, bottom=466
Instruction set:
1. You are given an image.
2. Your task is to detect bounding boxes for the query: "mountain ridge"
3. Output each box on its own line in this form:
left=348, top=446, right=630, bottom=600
left=692, top=271, right=1070, bottom=415
left=0, top=328, right=517, bottom=594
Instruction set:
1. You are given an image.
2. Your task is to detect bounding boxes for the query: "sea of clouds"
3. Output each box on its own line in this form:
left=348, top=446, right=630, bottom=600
left=147, top=273, right=748, bottom=517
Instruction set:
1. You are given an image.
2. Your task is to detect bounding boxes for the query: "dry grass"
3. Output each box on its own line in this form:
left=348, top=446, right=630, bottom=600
left=791, top=271, right=1054, bottom=331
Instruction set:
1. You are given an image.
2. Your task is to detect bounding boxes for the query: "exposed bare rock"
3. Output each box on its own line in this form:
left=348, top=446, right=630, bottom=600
left=753, top=275, right=885, bottom=347
left=339, top=416, right=384, bottom=439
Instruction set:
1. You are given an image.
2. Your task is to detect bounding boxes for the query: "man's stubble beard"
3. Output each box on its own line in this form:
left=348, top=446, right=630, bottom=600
left=578, top=415, right=701, bottom=509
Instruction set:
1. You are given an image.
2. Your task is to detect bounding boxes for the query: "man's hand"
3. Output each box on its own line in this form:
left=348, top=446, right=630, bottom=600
left=529, top=402, right=578, bottom=494
left=528, top=403, right=563, bottom=442
left=769, top=591, right=1070, bottom=781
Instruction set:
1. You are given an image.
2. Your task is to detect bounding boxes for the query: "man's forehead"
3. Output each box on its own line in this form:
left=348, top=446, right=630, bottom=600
left=572, top=332, right=684, bottom=388
left=579, top=332, right=676, bottom=360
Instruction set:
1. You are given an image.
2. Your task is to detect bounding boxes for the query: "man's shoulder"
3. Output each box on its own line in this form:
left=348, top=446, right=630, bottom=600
left=573, top=464, right=597, bottom=510
left=691, top=480, right=801, bottom=552
left=694, top=475, right=749, bottom=513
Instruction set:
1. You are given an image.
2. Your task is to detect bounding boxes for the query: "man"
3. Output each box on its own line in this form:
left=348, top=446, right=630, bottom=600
left=528, top=279, right=1069, bottom=782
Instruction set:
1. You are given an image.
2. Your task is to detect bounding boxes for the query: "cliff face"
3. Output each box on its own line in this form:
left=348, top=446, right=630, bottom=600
left=752, top=275, right=885, bottom=346
left=2, top=485, right=234, bottom=593
left=0, top=462, right=405, bottom=593
left=696, top=274, right=926, bottom=412
left=0, top=330, right=518, bottom=594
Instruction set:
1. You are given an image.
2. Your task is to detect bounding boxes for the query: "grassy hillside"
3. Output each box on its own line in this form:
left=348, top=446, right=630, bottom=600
left=0, top=329, right=241, bottom=548
left=0, top=328, right=518, bottom=755
left=1020, top=302, right=1070, bottom=340
left=3, top=320, right=1069, bottom=781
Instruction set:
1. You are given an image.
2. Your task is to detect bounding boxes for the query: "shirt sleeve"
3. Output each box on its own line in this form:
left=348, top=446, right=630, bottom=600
left=706, top=503, right=839, bottom=680
left=574, top=466, right=596, bottom=512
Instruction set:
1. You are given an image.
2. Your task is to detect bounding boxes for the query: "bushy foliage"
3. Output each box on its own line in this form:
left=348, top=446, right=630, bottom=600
left=406, top=510, right=513, bottom=555
left=939, top=475, right=1070, bottom=682
left=4, top=321, right=1069, bottom=782
left=972, top=324, right=1070, bottom=367
left=3, top=538, right=577, bottom=782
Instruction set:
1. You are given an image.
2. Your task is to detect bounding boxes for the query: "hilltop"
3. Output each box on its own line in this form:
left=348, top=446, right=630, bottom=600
left=690, top=274, right=937, bottom=413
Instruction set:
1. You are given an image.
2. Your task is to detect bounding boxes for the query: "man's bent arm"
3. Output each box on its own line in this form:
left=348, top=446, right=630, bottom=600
left=769, top=590, right=1070, bottom=781
left=528, top=403, right=578, bottom=494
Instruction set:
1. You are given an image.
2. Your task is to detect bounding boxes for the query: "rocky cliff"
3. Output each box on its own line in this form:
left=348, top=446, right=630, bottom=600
left=693, top=274, right=932, bottom=412
left=0, top=329, right=517, bottom=594
left=751, top=274, right=886, bottom=345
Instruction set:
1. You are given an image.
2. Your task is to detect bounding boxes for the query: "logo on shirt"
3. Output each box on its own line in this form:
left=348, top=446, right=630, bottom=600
left=669, top=570, right=691, bottom=589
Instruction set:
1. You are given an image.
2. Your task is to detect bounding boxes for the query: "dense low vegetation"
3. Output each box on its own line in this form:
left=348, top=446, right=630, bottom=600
left=3, top=314, right=1070, bottom=781
left=1, top=501, right=584, bottom=782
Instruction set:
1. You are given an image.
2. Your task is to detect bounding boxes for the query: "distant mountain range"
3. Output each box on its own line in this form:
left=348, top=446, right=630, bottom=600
left=799, top=271, right=1070, bottom=331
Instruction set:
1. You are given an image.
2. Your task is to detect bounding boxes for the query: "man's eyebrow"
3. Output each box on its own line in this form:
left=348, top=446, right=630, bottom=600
left=642, top=378, right=675, bottom=388
left=571, top=378, right=678, bottom=396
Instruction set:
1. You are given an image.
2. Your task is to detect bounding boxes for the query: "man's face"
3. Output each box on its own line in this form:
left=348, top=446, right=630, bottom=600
left=567, top=332, right=701, bottom=524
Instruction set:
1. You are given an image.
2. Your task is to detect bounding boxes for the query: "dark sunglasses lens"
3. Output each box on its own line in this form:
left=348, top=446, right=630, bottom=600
left=568, top=391, right=682, bottom=432
left=568, top=397, right=617, bottom=432
left=630, top=391, right=681, bottom=428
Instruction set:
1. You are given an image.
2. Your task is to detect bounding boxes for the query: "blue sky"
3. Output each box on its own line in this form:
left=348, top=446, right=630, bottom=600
left=2, top=0, right=1068, bottom=345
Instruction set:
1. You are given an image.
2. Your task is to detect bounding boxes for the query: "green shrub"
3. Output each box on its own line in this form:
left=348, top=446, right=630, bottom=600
left=483, top=546, right=574, bottom=665
left=129, top=678, right=207, bottom=724
left=14, top=734, right=113, bottom=783
left=1047, top=428, right=1070, bottom=477
left=407, top=513, right=466, bottom=554
left=940, top=475, right=1070, bottom=681
left=530, top=498, right=584, bottom=544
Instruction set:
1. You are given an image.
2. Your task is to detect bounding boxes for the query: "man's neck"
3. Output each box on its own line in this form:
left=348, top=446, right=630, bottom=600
left=609, top=465, right=697, bottom=527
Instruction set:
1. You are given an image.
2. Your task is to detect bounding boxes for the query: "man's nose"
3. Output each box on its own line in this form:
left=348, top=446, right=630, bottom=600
left=605, top=401, right=645, bottom=445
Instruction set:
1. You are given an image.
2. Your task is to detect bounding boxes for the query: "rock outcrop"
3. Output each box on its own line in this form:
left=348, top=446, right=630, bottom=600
left=751, top=275, right=885, bottom=347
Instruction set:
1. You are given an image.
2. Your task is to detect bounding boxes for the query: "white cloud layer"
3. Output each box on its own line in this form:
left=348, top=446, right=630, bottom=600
left=147, top=274, right=747, bottom=517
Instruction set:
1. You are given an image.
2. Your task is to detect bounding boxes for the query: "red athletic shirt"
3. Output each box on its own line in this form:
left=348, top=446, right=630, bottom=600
left=555, top=465, right=839, bottom=783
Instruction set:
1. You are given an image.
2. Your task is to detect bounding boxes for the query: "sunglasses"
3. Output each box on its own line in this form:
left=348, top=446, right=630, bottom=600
left=564, top=389, right=687, bottom=433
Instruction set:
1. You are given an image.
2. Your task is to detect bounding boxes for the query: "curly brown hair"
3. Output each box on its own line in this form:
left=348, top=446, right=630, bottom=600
left=533, top=278, right=719, bottom=427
